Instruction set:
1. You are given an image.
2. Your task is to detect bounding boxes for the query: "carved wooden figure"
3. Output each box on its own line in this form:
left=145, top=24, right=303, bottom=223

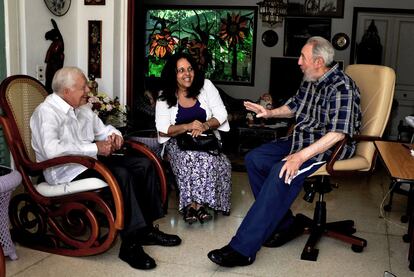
left=45, top=19, right=64, bottom=94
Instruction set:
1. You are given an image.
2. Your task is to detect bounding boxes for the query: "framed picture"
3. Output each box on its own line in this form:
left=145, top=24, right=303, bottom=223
left=144, top=5, right=258, bottom=86
left=284, top=17, right=331, bottom=57
left=288, top=0, right=344, bottom=18
left=84, top=0, right=105, bottom=5
left=88, top=20, right=102, bottom=78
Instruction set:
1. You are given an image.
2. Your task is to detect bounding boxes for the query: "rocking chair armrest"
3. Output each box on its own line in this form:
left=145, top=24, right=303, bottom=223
left=124, top=139, right=167, bottom=205
left=28, top=155, right=98, bottom=171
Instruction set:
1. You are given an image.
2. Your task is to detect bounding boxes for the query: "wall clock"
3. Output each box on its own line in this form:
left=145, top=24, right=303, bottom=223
left=332, top=33, right=350, bottom=51
left=44, top=0, right=71, bottom=16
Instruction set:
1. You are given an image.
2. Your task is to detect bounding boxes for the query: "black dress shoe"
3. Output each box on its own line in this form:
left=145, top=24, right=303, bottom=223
left=263, top=217, right=304, bottom=248
left=139, top=225, right=182, bottom=246
left=119, top=241, right=156, bottom=270
left=208, top=245, right=254, bottom=267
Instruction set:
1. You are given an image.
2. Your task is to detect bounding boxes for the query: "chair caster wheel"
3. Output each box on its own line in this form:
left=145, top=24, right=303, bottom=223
left=301, top=248, right=319, bottom=261
left=383, top=204, right=392, bottom=212
left=351, top=244, right=364, bottom=253
left=401, top=215, right=409, bottom=223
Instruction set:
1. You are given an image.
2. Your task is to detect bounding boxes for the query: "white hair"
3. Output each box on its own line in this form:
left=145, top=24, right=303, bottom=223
left=51, top=67, right=85, bottom=95
left=306, top=36, right=335, bottom=66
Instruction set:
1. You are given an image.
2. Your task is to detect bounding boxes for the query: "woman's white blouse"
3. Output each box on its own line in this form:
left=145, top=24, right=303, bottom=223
left=155, top=79, right=230, bottom=144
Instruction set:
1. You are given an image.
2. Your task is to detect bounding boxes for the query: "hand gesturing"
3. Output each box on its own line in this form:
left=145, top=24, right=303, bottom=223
left=244, top=101, right=271, bottom=118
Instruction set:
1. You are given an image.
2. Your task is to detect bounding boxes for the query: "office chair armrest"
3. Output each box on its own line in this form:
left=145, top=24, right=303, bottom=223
left=325, top=134, right=382, bottom=174
left=326, top=136, right=348, bottom=174
left=352, top=134, right=382, bottom=142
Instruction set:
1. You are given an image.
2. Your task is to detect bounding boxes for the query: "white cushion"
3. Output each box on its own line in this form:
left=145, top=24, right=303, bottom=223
left=35, top=178, right=108, bottom=197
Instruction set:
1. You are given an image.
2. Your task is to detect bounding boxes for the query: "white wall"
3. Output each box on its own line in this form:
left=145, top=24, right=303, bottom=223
left=17, top=0, right=125, bottom=100
left=3, top=0, right=20, bottom=75
left=143, top=0, right=414, bottom=101
left=22, top=1, right=78, bottom=78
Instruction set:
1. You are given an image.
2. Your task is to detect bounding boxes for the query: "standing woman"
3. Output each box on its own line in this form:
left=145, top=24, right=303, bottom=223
left=155, top=52, right=232, bottom=224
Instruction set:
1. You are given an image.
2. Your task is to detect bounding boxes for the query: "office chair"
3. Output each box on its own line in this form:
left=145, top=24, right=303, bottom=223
left=297, top=64, right=396, bottom=261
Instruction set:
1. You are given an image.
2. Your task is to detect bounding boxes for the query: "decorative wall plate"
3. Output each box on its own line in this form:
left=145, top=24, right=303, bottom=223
left=332, top=33, right=350, bottom=51
left=262, top=30, right=278, bottom=47
left=44, top=0, right=71, bottom=16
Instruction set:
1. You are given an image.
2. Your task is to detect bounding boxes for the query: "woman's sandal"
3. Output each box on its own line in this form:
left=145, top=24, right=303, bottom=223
left=183, top=207, right=197, bottom=224
left=196, top=206, right=212, bottom=224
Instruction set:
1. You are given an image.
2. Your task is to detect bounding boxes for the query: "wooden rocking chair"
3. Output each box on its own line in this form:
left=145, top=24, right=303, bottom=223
left=0, top=75, right=167, bottom=256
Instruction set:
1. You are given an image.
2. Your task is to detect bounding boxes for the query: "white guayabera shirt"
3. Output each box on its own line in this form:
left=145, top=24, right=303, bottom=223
left=30, top=93, right=121, bottom=185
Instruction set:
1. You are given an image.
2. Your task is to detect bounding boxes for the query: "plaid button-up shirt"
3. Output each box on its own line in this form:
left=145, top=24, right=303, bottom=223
left=285, top=64, right=362, bottom=162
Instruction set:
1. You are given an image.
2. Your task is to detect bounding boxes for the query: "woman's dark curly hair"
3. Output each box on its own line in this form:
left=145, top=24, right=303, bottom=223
left=158, top=52, right=205, bottom=108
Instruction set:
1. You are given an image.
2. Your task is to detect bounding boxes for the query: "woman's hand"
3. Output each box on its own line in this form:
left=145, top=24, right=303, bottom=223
left=186, top=120, right=205, bottom=137
left=244, top=101, right=272, bottom=118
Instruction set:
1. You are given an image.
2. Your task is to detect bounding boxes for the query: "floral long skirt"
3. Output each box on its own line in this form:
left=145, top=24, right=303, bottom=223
left=165, top=138, right=231, bottom=213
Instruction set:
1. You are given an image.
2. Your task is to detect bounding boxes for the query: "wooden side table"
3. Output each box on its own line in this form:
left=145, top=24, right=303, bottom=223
left=374, top=141, right=414, bottom=271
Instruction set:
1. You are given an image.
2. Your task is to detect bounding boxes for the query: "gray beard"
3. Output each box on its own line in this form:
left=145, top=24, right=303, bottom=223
left=303, top=74, right=317, bottom=82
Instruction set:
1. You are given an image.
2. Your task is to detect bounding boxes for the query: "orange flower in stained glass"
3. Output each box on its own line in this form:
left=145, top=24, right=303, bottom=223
left=185, top=39, right=210, bottom=69
left=219, top=13, right=249, bottom=48
left=149, top=29, right=179, bottom=58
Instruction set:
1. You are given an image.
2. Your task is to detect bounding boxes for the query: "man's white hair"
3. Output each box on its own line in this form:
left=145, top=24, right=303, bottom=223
left=51, top=67, right=85, bottom=95
left=306, top=36, right=335, bottom=66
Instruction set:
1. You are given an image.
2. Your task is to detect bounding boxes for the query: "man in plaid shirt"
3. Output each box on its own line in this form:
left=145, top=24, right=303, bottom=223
left=208, top=36, right=362, bottom=267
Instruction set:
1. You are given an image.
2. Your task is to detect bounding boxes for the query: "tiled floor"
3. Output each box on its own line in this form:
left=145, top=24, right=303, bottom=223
left=4, top=165, right=414, bottom=277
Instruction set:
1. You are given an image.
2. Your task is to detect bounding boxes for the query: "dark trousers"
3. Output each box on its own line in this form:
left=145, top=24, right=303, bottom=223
left=73, top=153, right=164, bottom=238
left=229, top=138, right=324, bottom=258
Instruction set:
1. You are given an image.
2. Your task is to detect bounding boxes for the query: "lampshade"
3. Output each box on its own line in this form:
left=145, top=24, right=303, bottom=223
left=257, top=0, right=288, bottom=25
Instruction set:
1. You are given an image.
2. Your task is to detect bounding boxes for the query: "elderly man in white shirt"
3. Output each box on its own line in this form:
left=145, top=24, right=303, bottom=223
left=30, top=67, right=181, bottom=270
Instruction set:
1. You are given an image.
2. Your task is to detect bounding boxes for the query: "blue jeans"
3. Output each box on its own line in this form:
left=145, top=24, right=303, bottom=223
left=229, top=138, right=324, bottom=258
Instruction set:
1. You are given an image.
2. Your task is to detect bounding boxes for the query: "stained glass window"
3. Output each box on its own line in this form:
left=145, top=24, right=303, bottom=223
left=144, top=6, right=257, bottom=86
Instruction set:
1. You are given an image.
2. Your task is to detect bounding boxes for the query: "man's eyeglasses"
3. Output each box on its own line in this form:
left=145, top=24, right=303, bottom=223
left=176, top=67, right=194, bottom=74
